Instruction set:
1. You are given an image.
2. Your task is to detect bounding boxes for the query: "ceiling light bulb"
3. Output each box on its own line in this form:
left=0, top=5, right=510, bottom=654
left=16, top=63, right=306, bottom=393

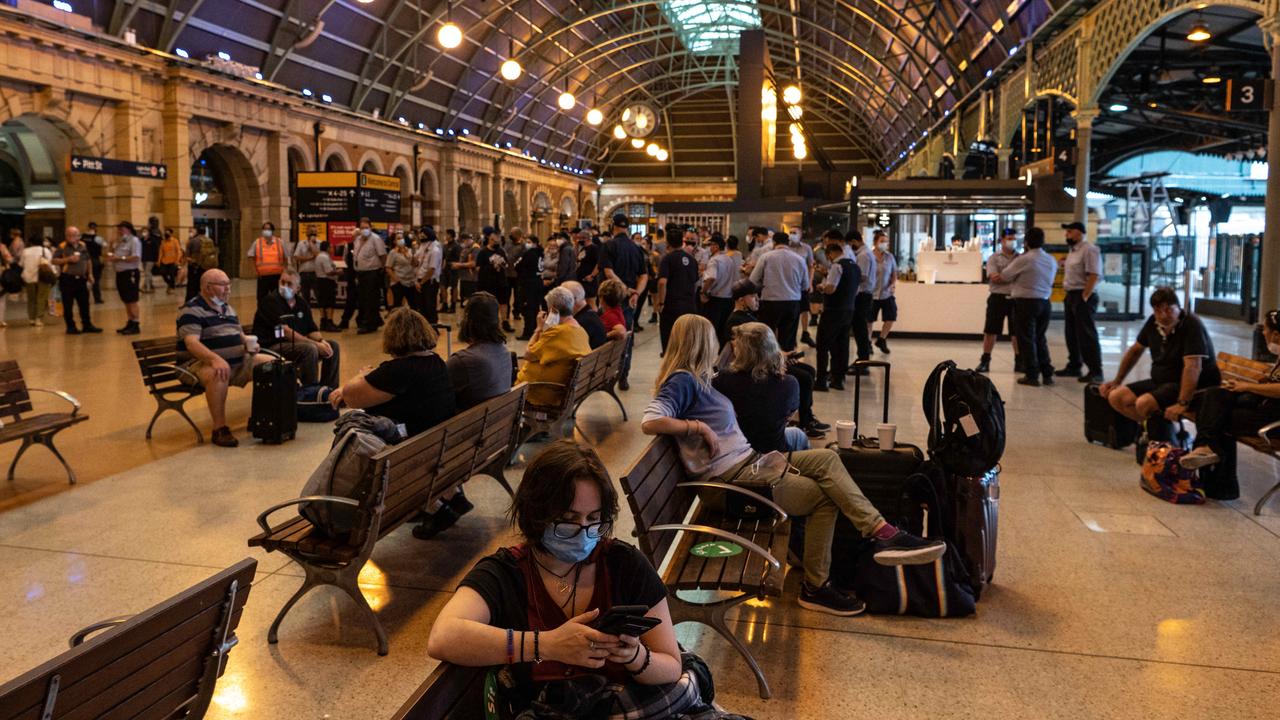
left=793, top=144, right=808, bottom=160
left=656, top=149, right=668, bottom=161
left=1187, top=24, right=1212, bottom=42
left=1202, top=74, right=1222, bottom=84
left=646, top=143, right=659, bottom=157
left=621, top=108, right=632, bottom=122
left=1108, top=103, right=1128, bottom=113
left=782, top=85, right=802, bottom=105
left=586, top=108, right=603, bottom=126
left=437, top=22, right=462, bottom=49
left=789, top=122, right=802, bottom=137
left=787, top=105, right=803, bottom=119
left=791, top=133, right=805, bottom=146
left=558, top=91, right=576, bottom=110
left=500, top=59, right=522, bottom=81
left=613, top=124, right=626, bottom=140
left=635, top=113, right=648, bottom=130
left=630, top=137, right=645, bottom=149
left=761, top=107, right=777, bottom=121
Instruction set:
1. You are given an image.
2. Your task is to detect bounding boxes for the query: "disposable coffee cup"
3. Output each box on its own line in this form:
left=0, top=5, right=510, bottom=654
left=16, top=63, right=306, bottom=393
left=836, top=421, right=856, bottom=449
left=244, top=334, right=260, bottom=353
left=877, top=423, right=897, bottom=450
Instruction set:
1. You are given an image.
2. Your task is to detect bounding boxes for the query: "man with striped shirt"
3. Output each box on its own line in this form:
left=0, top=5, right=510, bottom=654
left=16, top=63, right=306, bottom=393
left=177, top=269, right=273, bottom=447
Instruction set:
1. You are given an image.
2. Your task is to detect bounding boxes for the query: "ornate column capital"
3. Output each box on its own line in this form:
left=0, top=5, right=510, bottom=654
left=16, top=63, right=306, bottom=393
left=1073, top=106, right=1101, bottom=129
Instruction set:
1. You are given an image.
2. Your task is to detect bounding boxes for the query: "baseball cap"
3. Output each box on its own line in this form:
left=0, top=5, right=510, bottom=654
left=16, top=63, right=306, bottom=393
left=612, top=213, right=629, bottom=228
left=1000, top=227, right=1017, bottom=237
left=732, top=279, right=760, bottom=300
left=1061, top=221, right=1086, bottom=232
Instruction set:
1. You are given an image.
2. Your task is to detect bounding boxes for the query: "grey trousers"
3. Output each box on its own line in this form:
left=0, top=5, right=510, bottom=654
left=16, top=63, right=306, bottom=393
left=713, top=448, right=884, bottom=586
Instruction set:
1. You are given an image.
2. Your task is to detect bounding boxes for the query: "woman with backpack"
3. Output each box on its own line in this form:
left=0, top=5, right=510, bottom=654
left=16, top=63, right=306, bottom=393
left=19, top=233, right=56, bottom=327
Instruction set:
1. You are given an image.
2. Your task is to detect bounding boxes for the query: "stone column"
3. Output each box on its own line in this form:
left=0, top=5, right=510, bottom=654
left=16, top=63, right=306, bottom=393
left=160, top=87, right=192, bottom=239
left=440, top=156, right=459, bottom=232
left=1260, top=16, right=1280, bottom=314
left=1072, top=106, right=1099, bottom=225
left=110, top=102, right=149, bottom=223
left=265, top=132, right=291, bottom=239
left=996, top=148, right=1013, bottom=179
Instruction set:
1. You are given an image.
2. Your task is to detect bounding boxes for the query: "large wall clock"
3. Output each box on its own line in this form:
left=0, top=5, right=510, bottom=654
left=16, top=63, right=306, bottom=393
left=619, top=103, right=658, bottom=138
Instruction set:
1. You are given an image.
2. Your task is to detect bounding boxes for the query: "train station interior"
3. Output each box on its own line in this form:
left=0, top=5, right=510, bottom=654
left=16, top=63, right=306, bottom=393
left=1, top=1, right=1278, bottom=718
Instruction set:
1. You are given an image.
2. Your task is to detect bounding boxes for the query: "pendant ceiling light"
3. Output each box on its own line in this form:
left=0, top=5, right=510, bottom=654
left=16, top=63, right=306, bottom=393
left=1187, top=13, right=1212, bottom=42
left=630, top=137, right=645, bottom=149
left=656, top=148, right=669, bottom=162
left=437, top=1, right=462, bottom=49
left=793, top=144, right=808, bottom=160
left=782, top=84, right=802, bottom=105
left=612, top=124, right=626, bottom=140
left=586, top=108, right=604, bottom=126
left=558, top=90, right=576, bottom=111
left=645, top=142, right=659, bottom=157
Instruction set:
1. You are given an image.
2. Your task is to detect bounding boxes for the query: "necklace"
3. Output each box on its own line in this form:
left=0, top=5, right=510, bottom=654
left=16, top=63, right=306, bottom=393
left=533, top=554, right=578, bottom=594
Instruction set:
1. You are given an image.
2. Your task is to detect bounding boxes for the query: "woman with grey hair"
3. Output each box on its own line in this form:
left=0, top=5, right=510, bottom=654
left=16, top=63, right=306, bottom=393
left=516, top=285, right=591, bottom=407
left=712, top=321, right=816, bottom=452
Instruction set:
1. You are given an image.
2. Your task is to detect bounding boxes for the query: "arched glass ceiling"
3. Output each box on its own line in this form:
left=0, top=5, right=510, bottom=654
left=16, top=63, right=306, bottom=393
left=91, top=0, right=1066, bottom=178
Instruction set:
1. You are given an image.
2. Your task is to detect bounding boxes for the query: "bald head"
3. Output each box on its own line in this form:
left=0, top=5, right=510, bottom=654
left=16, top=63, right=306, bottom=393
left=200, top=269, right=231, bottom=304
left=65, top=226, right=81, bottom=243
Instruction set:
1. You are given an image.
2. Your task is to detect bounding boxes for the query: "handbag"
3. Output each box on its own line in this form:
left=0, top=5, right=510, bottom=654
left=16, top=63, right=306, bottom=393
left=1, top=265, right=23, bottom=294
left=37, top=250, right=57, bottom=284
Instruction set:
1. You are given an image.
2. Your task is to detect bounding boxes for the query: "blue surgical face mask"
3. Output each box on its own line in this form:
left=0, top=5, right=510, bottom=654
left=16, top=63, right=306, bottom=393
left=262, top=229, right=274, bottom=238
left=280, top=286, right=295, bottom=302
left=541, top=525, right=599, bottom=564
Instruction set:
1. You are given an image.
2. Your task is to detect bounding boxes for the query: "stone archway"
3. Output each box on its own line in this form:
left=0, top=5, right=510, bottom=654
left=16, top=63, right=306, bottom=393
left=191, top=143, right=263, bottom=278
left=503, top=189, right=519, bottom=232
left=419, top=166, right=439, bottom=227
left=358, top=151, right=384, bottom=175
left=457, top=182, right=480, bottom=235
left=390, top=161, right=411, bottom=226
left=0, top=113, right=108, bottom=236
left=531, top=191, right=553, bottom=240
left=321, top=145, right=350, bottom=172
left=581, top=197, right=596, bottom=228
left=559, top=193, right=577, bottom=230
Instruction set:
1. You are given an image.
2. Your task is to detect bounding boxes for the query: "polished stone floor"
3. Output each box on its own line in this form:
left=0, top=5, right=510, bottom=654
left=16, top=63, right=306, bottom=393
left=1, top=282, right=1278, bottom=718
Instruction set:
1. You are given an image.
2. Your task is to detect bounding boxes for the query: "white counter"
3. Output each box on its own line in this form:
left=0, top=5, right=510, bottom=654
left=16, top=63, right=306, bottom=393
left=888, top=282, right=991, bottom=337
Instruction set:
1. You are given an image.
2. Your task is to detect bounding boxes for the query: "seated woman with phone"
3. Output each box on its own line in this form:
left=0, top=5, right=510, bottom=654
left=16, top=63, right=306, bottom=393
left=428, top=441, right=737, bottom=717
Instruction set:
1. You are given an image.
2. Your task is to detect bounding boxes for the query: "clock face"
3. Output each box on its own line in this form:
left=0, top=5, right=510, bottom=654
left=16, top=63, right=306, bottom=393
left=620, top=103, right=658, bottom=138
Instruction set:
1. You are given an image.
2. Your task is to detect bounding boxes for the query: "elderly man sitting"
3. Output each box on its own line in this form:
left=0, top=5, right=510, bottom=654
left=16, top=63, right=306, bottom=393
left=177, top=269, right=273, bottom=447
left=252, top=268, right=341, bottom=388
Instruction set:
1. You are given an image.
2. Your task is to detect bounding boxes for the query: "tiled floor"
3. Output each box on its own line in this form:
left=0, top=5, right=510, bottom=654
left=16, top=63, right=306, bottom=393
left=2, top=283, right=1278, bottom=718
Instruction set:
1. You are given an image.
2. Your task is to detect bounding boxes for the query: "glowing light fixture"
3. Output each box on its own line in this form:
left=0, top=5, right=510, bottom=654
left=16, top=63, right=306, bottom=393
left=558, top=90, right=576, bottom=111
left=635, top=112, right=648, bottom=130
left=613, top=124, right=626, bottom=140
left=793, top=144, right=808, bottom=160
left=1187, top=24, right=1212, bottom=42
left=437, top=1, right=462, bottom=49
left=782, top=84, right=801, bottom=105
left=500, top=59, right=522, bottom=81
left=1108, top=103, right=1128, bottom=113
left=586, top=108, right=604, bottom=126
left=646, top=143, right=659, bottom=157
left=621, top=108, right=632, bottom=122
left=630, top=137, right=645, bottom=149
left=787, top=105, right=803, bottom=120
left=656, top=149, right=669, bottom=161
left=1202, top=74, right=1222, bottom=84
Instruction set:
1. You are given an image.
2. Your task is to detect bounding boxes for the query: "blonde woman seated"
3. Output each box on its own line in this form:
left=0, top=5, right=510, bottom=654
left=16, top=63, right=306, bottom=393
left=517, top=286, right=591, bottom=407
left=641, top=315, right=945, bottom=617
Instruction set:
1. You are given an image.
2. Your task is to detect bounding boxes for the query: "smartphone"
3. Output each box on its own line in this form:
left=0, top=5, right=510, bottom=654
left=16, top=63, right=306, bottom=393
left=592, top=605, right=661, bottom=637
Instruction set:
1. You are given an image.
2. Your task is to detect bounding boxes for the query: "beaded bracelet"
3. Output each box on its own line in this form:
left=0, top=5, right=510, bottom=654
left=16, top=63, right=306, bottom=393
left=506, top=628, right=514, bottom=665
left=628, top=645, right=652, bottom=675
left=533, top=630, right=542, bottom=663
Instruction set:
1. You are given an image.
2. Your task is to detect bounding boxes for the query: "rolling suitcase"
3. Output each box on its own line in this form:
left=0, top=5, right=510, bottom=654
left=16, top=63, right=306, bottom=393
left=838, top=360, right=926, bottom=528
left=250, top=358, right=298, bottom=444
left=946, top=468, right=999, bottom=598
left=1084, top=383, right=1137, bottom=449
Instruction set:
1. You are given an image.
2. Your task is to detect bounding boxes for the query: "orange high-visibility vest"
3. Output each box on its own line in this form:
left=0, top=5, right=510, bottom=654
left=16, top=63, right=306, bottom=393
left=254, top=238, right=285, bottom=276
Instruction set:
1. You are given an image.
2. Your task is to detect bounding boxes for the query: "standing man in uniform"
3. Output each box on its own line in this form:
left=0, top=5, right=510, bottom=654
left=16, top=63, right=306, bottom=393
left=871, top=231, right=897, bottom=354
left=788, top=227, right=818, bottom=348
left=351, top=218, right=387, bottom=334
left=656, top=232, right=701, bottom=353
left=248, top=221, right=290, bottom=302
left=109, top=220, right=144, bottom=335
left=749, top=231, right=809, bottom=352
left=814, top=241, right=859, bottom=392
left=52, top=227, right=101, bottom=334
left=700, top=234, right=739, bottom=343
left=294, top=229, right=320, bottom=307
left=1058, top=221, right=1104, bottom=383
left=994, top=227, right=1059, bottom=386
left=416, top=228, right=443, bottom=324
left=575, top=228, right=601, bottom=308
left=84, top=221, right=105, bottom=304
left=977, top=228, right=1020, bottom=373
left=848, top=229, right=878, bottom=373
left=600, top=213, right=649, bottom=390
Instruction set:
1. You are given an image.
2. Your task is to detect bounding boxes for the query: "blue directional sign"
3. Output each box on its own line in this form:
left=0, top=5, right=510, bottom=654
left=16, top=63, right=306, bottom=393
left=70, top=155, right=168, bottom=180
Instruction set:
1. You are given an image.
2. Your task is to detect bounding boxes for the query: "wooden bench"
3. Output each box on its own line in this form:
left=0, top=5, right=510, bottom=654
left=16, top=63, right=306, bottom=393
left=0, top=360, right=87, bottom=485
left=390, top=663, right=487, bottom=720
left=0, top=558, right=257, bottom=720
left=1213, top=352, right=1280, bottom=515
left=619, top=435, right=791, bottom=699
left=132, top=337, right=208, bottom=444
left=247, top=384, right=527, bottom=655
left=520, top=338, right=627, bottom=442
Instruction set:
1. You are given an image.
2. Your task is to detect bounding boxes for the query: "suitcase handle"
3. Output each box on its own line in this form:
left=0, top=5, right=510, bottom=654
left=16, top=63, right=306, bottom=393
left=852, top=359, right=891, bottom=430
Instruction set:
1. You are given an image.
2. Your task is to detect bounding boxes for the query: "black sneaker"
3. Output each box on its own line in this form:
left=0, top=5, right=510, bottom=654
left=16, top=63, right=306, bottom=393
left=411, top=506, right=461, bottom=540
left=872, top=531, right=946, bottom=566
left=875, top=338, right=890, bottom=354
left=798, top=581, right=866, bottom=616
left=1054, top=367, right=1082, bottom=377
left=119, top=323, right=140, bottom=336
left=808, top=418, right=831, bottom=431
left=633, top=324, right=645, bottom=332
left=84, top=325, right=103, bottom=334
left=447, top=492, right=475, bottom=516
left=66, top=327, right=82, bottom=335
left=975, top=357, right=991, bottom=373
left=1042, top=373, right=1055, bottom=386
left=803, top=423, right=827, bottom=439
left=801, top=332, right=816, bottom=348
left=813, top=379, right=829, bottom=392
left=828, top=381, right=845, bottom=391
left=1080, top=373, right=1104, bottom=384
left=1017, top=376, right=1041, bottom=387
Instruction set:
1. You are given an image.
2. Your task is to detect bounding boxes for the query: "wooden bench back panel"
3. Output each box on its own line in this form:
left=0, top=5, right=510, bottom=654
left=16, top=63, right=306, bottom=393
left=0, top=361, right=33, bottom=420
left=390, top=663, right=487, bottom=720
left=423, top=385, right=526, bottom=510
left=619, top=437, right=694, bottom=568
left=1217, top=352, right=1272, bottom=384
left=132, top=338, right=195, bottom=393
left=0, top=558, right=257, bottom=720
left=566, top=345, right=614, bottom=409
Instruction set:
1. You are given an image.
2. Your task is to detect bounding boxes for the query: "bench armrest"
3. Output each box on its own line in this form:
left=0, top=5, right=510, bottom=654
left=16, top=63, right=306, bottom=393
left=259, top=348, right=285, bottom=361
left=1259, top=421, right=1280, bottom=444
left=255, top=495, right=361, bottom=535
left=69, top=615, right=134, bottom=647
left=27, top=388, right=82, bottom=415
left=648, top=523, right=781, bottom=571
left=150, top=362, right=203, bottom=387
left=677, top=481, right=788, bottom=522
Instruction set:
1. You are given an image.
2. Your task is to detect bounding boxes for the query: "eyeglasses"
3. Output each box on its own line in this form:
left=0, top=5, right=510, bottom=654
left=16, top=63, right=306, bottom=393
left=550, top=520, right=610, bottom=540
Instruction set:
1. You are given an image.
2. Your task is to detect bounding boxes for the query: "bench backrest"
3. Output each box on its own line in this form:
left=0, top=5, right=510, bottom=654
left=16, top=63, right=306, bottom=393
left=373, top=384, right=528, bottom=537
left=389, top=663, right=487, bottom=720
left=619, top=436, right=695, bottom=570
left=0, top=557, right=257, bottom=720
left=564, top=342, right=615, bottom=410
left=133, top=337, right=192, bottom=394
left=0, top=360, right=32, bottom=422
left=1217, top=352, right=1271, bottom=384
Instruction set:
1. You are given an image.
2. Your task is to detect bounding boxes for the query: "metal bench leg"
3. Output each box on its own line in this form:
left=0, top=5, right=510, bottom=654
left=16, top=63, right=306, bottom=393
left=1255, top=478, right=1280, bottom=515
left=147, top=398, right=205, bottom=444
left=605, top=387, right=628, bottom=421
left=478, top=457, right=516, bottom=498
left=268, top=569, right=322, bottom=645
left=337, top=570, right=390, bottom=656
left=671, top=594, right=771, bottom=699
left=38, top=433, right=77, bottom=485
left=6, top=436, right=34, bottom=482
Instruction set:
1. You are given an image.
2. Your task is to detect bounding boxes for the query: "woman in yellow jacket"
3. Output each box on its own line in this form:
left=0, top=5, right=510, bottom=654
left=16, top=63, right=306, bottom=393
left=517, top=285, right=591, bottom=407
left=157, top=229, right=185, bottom=294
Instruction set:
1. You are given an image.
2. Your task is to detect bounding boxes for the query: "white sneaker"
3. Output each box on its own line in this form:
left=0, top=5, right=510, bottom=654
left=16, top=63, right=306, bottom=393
left=34, top=318, right=43, bottom=327
left=1180, top=446, right=1220, bottom=470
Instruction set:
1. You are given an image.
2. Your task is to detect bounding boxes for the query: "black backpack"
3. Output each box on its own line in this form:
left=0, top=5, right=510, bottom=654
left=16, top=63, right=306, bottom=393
left=923, top=360, right=1006, bottom=477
